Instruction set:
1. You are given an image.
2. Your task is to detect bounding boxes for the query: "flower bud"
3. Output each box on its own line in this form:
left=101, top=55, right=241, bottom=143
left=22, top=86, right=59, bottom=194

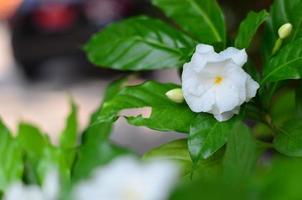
left=165, top=88, right=184, bottom=103
left=278, top=23, right=293, bottom=39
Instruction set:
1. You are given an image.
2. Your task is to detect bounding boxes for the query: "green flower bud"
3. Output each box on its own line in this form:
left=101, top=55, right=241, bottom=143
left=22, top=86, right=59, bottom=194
left=278, top=23, right=293, bottom=39
left=165, top=88, right=184, bottom=103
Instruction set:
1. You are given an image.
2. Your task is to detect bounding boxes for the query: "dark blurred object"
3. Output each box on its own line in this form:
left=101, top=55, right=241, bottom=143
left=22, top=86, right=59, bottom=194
left=10, top=0, right=138, bottom=80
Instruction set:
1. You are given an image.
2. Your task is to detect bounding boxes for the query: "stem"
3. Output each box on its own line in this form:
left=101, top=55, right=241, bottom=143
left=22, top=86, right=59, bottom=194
left=272, top=38, right=283, bottom=55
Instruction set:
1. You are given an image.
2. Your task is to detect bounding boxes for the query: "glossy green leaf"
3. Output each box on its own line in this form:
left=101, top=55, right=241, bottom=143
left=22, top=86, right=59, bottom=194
left=85, top=16, right=196, bottom=71
left=59, top=100, right=78, bottom=149
left=262, top=38, right=302, bottom=83
left=144, top=139, right=222, bottom=180
left=96, top=81, right=196, bottom=133
left=152, top=0, right=225, bottom=46
left=273, top=119, right=302, bottom=156
left=0, top=119, right=23, bottom=191
left=223, top=122, right=257, bottom=182
left=235, top=10, right=269, bottom=49
left=262, top=0, right=302, bottom=59
left=72, top=78, right=131, bottom=182
left=188, top=114, right=236, bottom=162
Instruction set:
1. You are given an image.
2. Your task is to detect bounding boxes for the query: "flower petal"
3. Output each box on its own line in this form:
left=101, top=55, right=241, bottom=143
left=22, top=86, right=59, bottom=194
left=245, top=75, right=260, bottom=101
left=219, top=47, right=247, bottom=67
left=214, top=82, right=240, bottom=113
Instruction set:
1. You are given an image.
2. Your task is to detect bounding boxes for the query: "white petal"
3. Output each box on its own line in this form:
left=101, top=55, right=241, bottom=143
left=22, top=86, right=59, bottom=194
left=4, top=184, right=45, bottom=200
left=143, top=160, right=179, bottom=200
left=214, top=82, right=240, bottom=114
left=42, top=169, right=59, bottom=200
left=214, top=111, right=235, bottom=122
left=195, top=44, right=215, bottom=54
left=189, top=45, right=219, bottom=73
left=183, top=86, right=216, bottom=113
left=74, top=156, right=179, bottom=200
left=219, top=47, right=247, bottom=67
left=225, top=64, right=248, bottom=104
left=245, top=75, right=260, bottom=101
left=214, top=107, right=240, bottom=122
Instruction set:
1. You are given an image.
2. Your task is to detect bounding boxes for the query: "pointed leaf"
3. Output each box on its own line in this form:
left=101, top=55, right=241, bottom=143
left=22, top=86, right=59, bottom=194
left=188, top=114, right=236, bottom=162
left=59, top=100, right=78, bottom=149
left=152, top=0, right=225, bottom=46
left=235, top=10, right=269, bottom=49
left=17, top=123, right=70, bottom=183
left=0, top=119, right=23, bottom=191
left=96, top=81, right=196, bottom=133
left=85, top=16, right=196, bottom=71
left=262, top=38, right=302, bottom=83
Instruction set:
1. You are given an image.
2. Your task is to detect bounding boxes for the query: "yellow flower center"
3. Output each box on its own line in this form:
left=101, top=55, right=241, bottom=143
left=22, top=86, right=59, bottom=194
left=214, top=76, right=223, bottom=85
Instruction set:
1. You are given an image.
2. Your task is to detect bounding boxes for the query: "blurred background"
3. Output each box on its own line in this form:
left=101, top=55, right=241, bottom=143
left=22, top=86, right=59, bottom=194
left=0, top=0, right=271, bottom=153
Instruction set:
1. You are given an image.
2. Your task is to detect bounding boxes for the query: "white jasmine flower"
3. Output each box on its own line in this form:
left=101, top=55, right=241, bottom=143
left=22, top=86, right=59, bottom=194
left=4, top=169, right=59, bottom=200
left=182, top=44, right=259, bottom=122
left=74, top=156, right=179, bottom=200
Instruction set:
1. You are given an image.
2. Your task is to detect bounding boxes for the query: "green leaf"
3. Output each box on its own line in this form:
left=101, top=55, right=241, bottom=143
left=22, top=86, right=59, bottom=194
left=152, top=0, right=226, bottom=46
left=18, top=123, right=50, bottom=158
left=72, top=123, right=128, bottom=182
left=223, top=122, right=257, bottom=182
left=262, top=0, right=302, bottom=59
left=271, top=89, right=296, bottom=126
left=0, top=119, right=23, bottom=191
left=72, top=78, right=131, bottom=182
left=273, top=119, right=302, bottom=157
left=144, top=139, right=222, bottom=180
left=235, top=10, right=269, bottom=49
left=253, top=157, right=302, bottom=200
left=59, top=100, right=78, bottom=149
left=17, top=123, right=70, bottom=184
left=85, top=16, right=196, bottom=71
left=96, top=81, right=196, bottom=133
left=262, top=38, right=302, bottom=83
left=188, top=114, right=237, bottom=162
left=296, top=82, right=302, bottom=118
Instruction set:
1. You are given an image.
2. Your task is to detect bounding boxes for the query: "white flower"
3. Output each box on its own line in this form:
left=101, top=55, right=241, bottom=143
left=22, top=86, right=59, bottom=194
left=182, top=44, right=259, bottom=122
left=74, top=156, right=179, bottom=200
left=4, top=169, right=59, bottom=200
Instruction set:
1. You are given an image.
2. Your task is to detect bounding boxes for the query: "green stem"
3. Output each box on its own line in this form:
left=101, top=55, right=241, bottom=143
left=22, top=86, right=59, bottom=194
left=272, top=38, right=283, bottom=55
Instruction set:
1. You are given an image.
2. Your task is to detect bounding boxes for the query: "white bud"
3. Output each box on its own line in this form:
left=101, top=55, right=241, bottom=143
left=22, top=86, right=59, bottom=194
left=278, top=23, right=293, bottom=39
left=165, top=88, right=184, bottom=103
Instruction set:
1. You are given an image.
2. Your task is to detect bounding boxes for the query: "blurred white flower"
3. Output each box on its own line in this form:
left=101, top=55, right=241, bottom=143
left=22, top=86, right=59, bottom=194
left=182, top=44, right=259, bottom=122
left=74, top=156, right=179, bottom=200
left=4, top=169, right=59, bottom=200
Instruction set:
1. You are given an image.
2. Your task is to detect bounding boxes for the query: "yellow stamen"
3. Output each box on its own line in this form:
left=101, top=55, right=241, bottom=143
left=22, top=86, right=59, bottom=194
left=214, top=76, right=223, bottom=85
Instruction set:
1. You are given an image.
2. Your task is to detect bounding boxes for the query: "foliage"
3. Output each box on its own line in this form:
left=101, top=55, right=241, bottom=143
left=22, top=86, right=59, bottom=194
left=1, top=0, right=302, bottom=199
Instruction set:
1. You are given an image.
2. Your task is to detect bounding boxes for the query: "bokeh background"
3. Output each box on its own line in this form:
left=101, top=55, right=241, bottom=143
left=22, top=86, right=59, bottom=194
left=0, top=0, right=271, bottom=153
